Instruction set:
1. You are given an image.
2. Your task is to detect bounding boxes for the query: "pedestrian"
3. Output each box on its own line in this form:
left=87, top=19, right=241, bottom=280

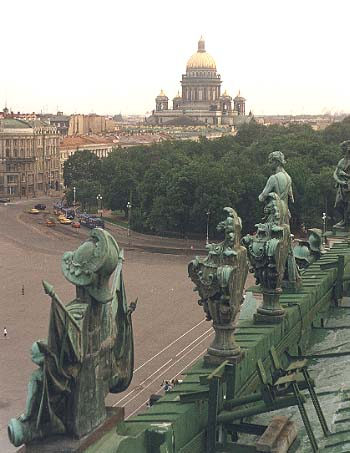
left=21, top=285, right=24, bottom=295
left=161, top=380, right=173, bottom=392
left=3, top=327, right=7, bottom=339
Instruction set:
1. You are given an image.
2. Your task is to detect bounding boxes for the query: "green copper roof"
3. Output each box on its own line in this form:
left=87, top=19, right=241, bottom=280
left=2, top=118, right=32, bottom=129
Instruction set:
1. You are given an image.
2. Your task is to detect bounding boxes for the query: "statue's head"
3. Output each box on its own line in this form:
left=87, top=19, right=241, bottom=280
left=340, top=140, right=350, bottom=155
left=62, top=229, right=120, bottom=303
left=268, top=151, right=286, bottom=168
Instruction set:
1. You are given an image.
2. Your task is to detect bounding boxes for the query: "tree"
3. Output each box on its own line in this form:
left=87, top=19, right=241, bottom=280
left=63, top=151, right=101, bottom=187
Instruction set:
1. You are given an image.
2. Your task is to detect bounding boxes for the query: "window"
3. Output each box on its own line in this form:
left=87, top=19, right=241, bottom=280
left=7, top=175, right=18, bottom=184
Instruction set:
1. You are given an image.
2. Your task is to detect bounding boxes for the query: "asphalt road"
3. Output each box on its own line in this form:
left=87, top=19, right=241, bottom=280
left=0, top=197, right=218, bottom=452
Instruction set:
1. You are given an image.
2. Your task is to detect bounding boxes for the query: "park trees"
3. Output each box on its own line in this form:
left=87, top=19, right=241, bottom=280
left=63, top=150, right=101, bottom=187
left=62, top=117, right=348, bottom=236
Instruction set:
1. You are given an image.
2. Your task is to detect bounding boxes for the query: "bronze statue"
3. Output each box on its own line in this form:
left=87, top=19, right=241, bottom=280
left=8, top=229, right=136, bottom=447
left=293, top=228, right=325, bottom=270
left=243, top=193, right=289, bottom=323
left=258, top=151, right=293, bottom=225
left=259, top=151, right=301, bottom=289
left=188, top=207, right=248, bottom=365
left=334, top=140, right=350, bottom=229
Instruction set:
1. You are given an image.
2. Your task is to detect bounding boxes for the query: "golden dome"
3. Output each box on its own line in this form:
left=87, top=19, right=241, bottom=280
left=157, top=89, right=167, bottom=98
left=186, top=37, right=216, bottom=70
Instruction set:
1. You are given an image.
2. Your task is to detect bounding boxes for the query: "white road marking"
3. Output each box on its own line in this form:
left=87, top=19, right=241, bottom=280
left=113, top=359, right=173, bottom=406
left=126, top=348, right=208, bottom=419
left=134, top=319, right=206, bottom=373
left=120, top=333, right=213, bottom=409
left=175, top=327, right=212, bottom=357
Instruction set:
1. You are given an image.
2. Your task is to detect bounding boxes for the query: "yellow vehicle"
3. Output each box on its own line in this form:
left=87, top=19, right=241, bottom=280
left=59, top=217, right=72, bottom=225
left=57, top=214, right=66, bottom=220
left=28, top=208, right=40, bottom=214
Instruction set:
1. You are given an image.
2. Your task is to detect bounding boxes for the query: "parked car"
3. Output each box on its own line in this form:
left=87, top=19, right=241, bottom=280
left=34, top=204, right=46, bottom=210
left=59, top=217, right=72, bottom=225
left=78, top=213, right=91, bottom=225
left=46, top=218, right=56, bottom=227
left=0, top=198, right=10, bottom=203
left=71, top=221, right=81, bottom=229
left=28, top=208, right=40, bottom=214
left=86, top=217, right=105, bottom=229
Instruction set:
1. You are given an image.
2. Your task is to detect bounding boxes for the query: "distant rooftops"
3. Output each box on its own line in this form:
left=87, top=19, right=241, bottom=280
left=2, top=118, right=32, bottom=129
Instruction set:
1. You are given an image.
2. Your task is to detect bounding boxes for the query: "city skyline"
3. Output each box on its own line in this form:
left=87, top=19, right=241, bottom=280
left=1, top=0, right=349, bottom=117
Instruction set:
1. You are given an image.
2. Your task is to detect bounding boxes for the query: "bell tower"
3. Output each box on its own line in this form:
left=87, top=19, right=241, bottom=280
left=234, top=91, right=246, bottom=116
left=155, top=90, right=169, bottom=111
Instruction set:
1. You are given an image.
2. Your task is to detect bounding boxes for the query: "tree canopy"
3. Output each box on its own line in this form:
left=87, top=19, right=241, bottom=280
left=63, top=118, right=347, bottom=237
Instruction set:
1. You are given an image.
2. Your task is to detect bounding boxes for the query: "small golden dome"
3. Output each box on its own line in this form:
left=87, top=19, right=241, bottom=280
left=186, top=37, right=216, bottom=70
left=158, top=89, right=167, bottom=97
left=222, top=89, right=230, bottom=97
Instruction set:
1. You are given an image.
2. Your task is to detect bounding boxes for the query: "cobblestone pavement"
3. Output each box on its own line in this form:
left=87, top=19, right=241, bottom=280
left=0, top=197, right=255, bottom=452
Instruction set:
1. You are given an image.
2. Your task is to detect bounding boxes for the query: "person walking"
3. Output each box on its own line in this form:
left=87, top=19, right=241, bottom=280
left=3, top=327, right=7, bottom=339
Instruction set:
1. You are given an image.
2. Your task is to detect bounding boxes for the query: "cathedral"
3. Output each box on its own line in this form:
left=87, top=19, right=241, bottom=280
left=148, top=37, right=248, bottom=127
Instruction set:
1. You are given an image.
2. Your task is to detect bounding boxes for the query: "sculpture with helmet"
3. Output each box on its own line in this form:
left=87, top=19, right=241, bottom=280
left=8, top=229, right=136, bottom=447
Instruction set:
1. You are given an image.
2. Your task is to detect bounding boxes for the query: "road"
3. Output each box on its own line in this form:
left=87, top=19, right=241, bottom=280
left=0, top=197, right=217, bottom=452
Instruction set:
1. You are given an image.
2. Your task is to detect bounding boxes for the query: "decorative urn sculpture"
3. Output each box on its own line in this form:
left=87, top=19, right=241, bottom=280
left=188, top=207, right=248, bottom=365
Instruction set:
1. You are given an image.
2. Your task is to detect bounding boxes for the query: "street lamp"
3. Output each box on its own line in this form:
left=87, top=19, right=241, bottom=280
left=127, top=201, right=132, bottom=247
left=97, top=194, right=103, bottom=217
left=206, top=209, right=210, bottom=246
left=322, top=212, right=327, bottom=246
left=73, top=186, right=76, bottom=206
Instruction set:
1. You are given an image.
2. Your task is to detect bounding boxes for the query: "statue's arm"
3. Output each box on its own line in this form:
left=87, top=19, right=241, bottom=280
left=288, top=181, right=294, bottom=204
left=258, top=175, right=275, bottom=202
left=334, top=163, right=347, bottom=185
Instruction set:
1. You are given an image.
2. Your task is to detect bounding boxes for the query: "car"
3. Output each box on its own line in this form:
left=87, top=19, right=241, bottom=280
left=71, top=221, right=81, bottom=228
left=0, top=198, right=10, bottom=203
left=78, top=213, right=91, bottom=225
left=34, top=204, right=46, bottom=210
left=28, top=208, right=40, bottom=214
left=46, top=218, right=56, bottom=227
left=86, top=217, right=105, bottom=229
left=59, top=217, right=72, bottom=225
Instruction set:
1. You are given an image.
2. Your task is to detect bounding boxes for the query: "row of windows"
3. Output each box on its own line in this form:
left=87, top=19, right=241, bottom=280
left=189, top=71, right=216, bottom=78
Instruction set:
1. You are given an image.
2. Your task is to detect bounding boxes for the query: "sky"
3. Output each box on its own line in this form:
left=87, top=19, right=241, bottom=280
left=1, top=0, right=350, bottom=116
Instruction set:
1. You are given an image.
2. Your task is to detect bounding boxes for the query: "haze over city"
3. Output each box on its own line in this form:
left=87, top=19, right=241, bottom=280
left=1, top=0, right=349, bottom=116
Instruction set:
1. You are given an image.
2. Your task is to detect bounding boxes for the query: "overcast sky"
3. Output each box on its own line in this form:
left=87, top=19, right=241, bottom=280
left=1, top=0, right=349, bottom=116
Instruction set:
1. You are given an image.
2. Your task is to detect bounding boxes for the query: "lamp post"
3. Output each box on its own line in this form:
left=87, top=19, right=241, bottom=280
left=73, top=186, right=76, bottom=207
left=322, top=212, right=327, bottom=246
left=127, top=201, right=132, bottom=247
left=206, top=209, right=210, bottom=246
left=97, top=194, right=103, bottom=217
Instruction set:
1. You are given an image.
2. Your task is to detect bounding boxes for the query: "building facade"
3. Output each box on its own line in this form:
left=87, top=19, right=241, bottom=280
left=0, top=119, right=61, bottom=197
left=148, top=37, right=248, bottom=127
left=68, top=114, right=107, bottom=135
left=43, top=112, right=70, bottom=136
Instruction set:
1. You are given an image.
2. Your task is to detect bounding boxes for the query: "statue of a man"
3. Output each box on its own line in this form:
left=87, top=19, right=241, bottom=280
left=258, top=151, right=294, bottom=225
left=334, top=140, right=350, bottom=228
